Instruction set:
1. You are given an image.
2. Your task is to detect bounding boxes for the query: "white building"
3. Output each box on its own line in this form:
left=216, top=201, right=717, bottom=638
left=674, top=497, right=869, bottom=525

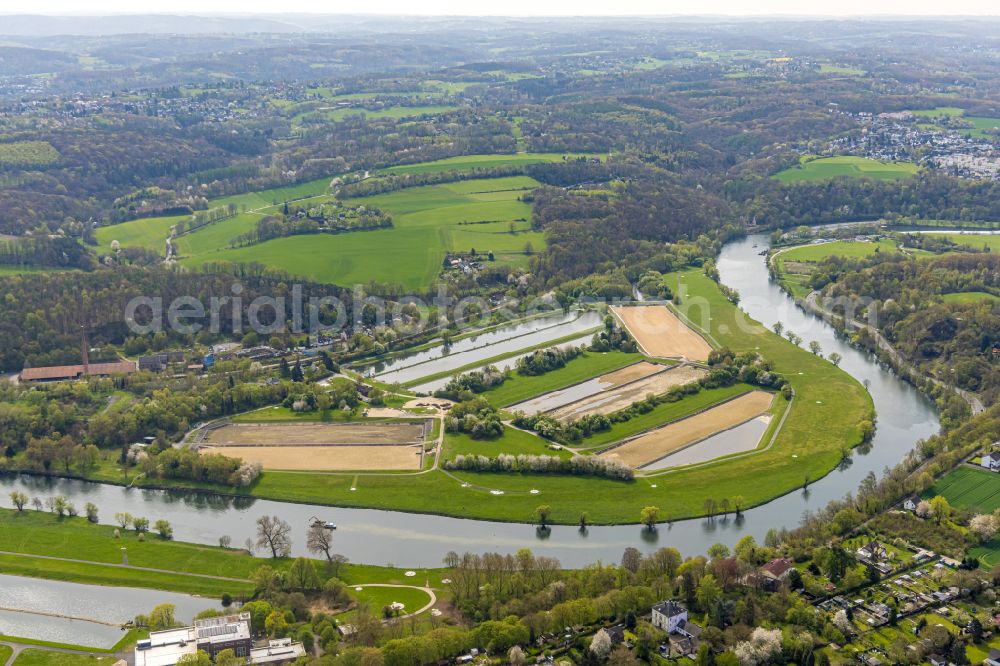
left=982, top=452, right=1000, bottom=471
left=651, top=600, right=687, bottom=633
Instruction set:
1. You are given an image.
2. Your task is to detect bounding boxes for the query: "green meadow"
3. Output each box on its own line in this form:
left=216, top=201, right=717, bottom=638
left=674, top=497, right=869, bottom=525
left=936, top=233, right=1000, bottom=253
left=773, top=156, right=919, bottom=183
left=776, top=239, right=899, bottom=264
left=925, top=465, right=1000, bottom=514
left=180, top=176, right=545, bottom=289
left=94, top=214, right=188, bottom=254
left=941, top=291, right=1000, bottom=305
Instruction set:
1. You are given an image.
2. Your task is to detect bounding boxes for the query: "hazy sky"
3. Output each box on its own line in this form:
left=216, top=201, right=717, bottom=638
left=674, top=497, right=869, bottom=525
left=10, top=0, right=1000, bottom=16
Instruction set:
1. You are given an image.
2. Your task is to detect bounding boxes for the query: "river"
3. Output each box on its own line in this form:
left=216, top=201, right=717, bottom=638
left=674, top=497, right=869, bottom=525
left=0, top=574, right=219, bottom=648
left=0, top=233, right=940, bottom=571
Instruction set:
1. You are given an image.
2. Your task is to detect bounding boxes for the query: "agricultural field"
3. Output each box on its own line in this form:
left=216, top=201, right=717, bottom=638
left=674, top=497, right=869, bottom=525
left=772, top=156, right=919, bottom=183
left=0, top=140, right=60, bottom=168
left=181, top=176, right=545, bottom=289
left=611, top=305, right=712, bottom=360
left=576, top=383, right=759, bottom=449
left=547, top=364, right=707, bottom=421
left=924, top=465, right=1000, bottom=514
left=94, top=214, right=187, bottom=254
left=598, top=390, right=774, bottom=468
left=199, top=421, right=428, bottom=470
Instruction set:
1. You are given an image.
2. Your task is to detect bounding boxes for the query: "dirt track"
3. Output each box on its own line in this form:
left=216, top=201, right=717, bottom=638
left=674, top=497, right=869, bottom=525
left=200, top=444, right=423, bottom=470
left=599, top=390, right=774, bottom=468
left=204, top=422, right=424, bottom=446
left=612, top=305, right=712, bottom=361
left=550, top=365, right=707, bottom=421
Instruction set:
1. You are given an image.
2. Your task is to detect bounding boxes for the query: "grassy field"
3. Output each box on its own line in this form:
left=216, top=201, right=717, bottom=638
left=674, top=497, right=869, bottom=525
left=483, top=351, right=643, bottom=407
left=172, top=212, right=266, bottom=257
left=94, top=215, right=188, bottom=254
left=818, top=64, right=865, bottom=75
left=964, top=116, right=1000, bottom=140
left=773, top=156, right=919, bottom=183
left=773, top=239, right=900, bottom=298
left=243, top=269, right=871, bottom=524
left=352, top=585, right=432, bottom=614
left=181, top=176, right=544, bottom=289
left=924, top=465, right=1000, bottom=513
left=935, top=233, right=1000, bottom=253
left=442, top=427, right=569, bottom=462
left=11, top=650, right=117, bottom=666
left=0, top=508, right=261, bottom=596
left=383, top=153, right=598, bottom=175
left=0, top=507, right=444, bottom=597
left=294, top=104, right=461, bottom=126
left=209, top=176, right=334, bottom=213
left=941, top=291, right=1000, bottom=305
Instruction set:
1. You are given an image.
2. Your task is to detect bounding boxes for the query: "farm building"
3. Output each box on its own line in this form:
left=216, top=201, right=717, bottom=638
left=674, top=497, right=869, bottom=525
left=19, top=360, right=138, bottom=382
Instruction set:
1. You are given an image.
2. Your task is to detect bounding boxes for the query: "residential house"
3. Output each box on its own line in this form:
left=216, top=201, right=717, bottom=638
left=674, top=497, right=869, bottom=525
left=856, top=540, right=888, bottom=562
left=985, top=451, right=1000, bottom=471
left=651, top=600, right=687, bottom=633
left=902, top=495, right=920, bottom=512
left=985, top=648, right=1000, bottom=666
left=668, top=619, right=703, bottom=658
left=759, top=557, right=795, bottom=588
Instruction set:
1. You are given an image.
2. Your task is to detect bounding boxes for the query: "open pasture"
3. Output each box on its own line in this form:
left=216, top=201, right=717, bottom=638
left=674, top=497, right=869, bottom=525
left=549, top=364, right=707, bottom=421
left=94, top=214, right=188, bottom=254
left=181, top=176, right=544, bottom=288
left=598, top=390, right=774, bottom=468
left=611, top=305, right=712, bottom=361
left=772, top=156, right=918, bottom=183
